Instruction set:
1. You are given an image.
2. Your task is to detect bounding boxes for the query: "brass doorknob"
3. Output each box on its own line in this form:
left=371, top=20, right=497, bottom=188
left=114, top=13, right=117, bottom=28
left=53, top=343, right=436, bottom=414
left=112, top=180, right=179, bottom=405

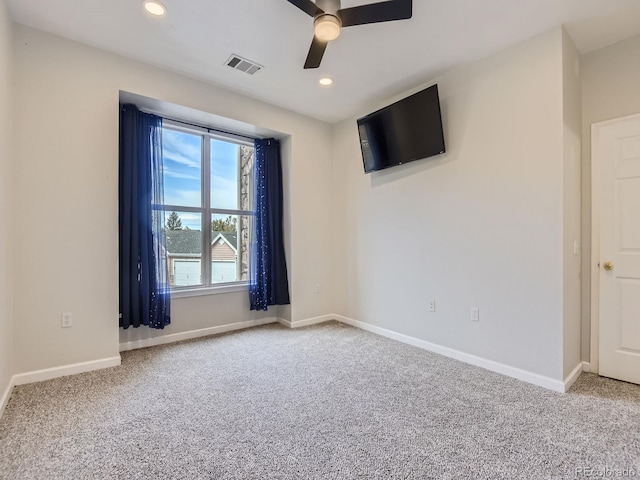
left=603, top=261, right=614, bottom=271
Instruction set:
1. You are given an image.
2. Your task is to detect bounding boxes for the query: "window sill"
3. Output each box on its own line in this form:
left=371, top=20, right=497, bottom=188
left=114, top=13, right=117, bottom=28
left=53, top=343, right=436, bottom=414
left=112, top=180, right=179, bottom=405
left=170, top=283, right=248, bottom=299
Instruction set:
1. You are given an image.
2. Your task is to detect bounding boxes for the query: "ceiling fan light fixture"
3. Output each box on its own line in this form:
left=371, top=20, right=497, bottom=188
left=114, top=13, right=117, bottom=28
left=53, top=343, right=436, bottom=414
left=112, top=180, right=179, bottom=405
left=143, top=0, right=167, bottom=16
left=314, top=14, right=342, bottom=42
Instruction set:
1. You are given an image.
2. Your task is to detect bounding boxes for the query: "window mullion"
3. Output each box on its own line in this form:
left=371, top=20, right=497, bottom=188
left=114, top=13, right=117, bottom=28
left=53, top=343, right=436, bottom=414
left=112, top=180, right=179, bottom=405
left=209, top=208, right=254, bottom=216
left=203, top=136, right=211, bottom=288
left=155, top=204, right=203, bottom=213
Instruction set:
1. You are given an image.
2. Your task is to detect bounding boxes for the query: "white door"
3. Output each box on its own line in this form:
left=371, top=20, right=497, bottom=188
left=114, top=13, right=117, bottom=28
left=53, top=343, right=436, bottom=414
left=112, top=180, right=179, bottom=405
left=211, top=261, right=237, bottom=283
left=595, top=114, right=640, bottom=385
left=173, top=260, right=201, bottom=286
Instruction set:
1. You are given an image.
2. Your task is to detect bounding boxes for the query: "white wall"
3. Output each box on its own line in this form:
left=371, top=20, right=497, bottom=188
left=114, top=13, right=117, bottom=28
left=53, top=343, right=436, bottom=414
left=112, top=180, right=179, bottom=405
left=8, top=21, right=593, bottom=383
left=0, top=0, right=13, bottom=398
left=581, top=33, right=640, bottom=363
left=332, top=28, right=568, bottom=380
left=12, top=26, right=333, bottom=373
left=561, top=29, right=582, bottom=378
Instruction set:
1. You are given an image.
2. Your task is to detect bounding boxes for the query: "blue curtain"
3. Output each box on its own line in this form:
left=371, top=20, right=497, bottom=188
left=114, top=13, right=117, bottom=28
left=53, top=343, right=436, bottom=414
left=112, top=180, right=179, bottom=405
left=119, top=104, right=171, bottom=329
left=250, top=139, right=290, bottom=310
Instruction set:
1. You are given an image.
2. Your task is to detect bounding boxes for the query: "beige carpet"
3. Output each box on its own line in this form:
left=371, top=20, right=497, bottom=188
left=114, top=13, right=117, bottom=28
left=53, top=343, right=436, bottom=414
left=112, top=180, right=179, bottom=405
left=1, top=321, right=639, bottom=479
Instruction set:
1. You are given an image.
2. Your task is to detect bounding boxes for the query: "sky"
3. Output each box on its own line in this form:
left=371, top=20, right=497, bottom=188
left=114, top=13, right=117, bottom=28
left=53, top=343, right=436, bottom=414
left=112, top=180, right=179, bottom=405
left=161, top=128, right=241, bottom=231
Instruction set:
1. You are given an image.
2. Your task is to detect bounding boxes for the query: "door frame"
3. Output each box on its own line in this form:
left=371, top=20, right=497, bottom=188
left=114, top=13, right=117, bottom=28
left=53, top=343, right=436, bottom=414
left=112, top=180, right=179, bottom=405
left=590, top=112, right=640, bottom=374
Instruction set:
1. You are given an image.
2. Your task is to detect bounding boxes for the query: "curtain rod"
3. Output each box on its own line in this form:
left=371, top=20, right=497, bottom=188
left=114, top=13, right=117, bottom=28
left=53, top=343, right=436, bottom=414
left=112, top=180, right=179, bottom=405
left=161, top=116, right=260, bottom=142
left=123, top=104, right=261, bottom=142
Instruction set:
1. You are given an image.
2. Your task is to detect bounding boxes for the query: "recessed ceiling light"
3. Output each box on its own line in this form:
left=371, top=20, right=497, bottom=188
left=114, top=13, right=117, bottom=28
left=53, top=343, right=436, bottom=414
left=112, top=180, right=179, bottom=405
left=319, top=77, right=334, bottom=87
left=144, top=1, right=166, bottom=16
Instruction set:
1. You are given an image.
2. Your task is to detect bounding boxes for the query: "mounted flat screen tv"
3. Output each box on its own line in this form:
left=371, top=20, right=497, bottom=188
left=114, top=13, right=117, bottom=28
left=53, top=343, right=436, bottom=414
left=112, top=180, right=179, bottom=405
left=357, top=84, right=445, bottom=174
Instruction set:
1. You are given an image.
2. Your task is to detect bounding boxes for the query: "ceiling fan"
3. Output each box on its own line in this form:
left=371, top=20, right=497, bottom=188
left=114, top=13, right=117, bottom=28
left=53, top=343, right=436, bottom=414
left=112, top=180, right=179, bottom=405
left=287, top=0, right=412, bottom=69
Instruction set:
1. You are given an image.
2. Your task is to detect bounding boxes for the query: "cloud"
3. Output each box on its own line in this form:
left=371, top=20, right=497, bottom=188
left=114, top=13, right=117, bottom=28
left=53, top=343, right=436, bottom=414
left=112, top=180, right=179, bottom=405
left=164, top=189, right=202, bottom=208
left=163, top=166, right=200, bottom=181
left=176, top=212, right=202, bottom=230
left=163, top=129, right=202, bottom=169
left=210, top=175, right=240, bottom=210
left=163, top=149, right=201, bottom=169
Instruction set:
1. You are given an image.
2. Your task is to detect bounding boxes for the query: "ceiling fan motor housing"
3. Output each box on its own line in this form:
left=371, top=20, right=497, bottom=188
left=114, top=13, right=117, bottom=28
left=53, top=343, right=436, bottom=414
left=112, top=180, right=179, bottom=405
left=316, top=0, right=341, bottom=15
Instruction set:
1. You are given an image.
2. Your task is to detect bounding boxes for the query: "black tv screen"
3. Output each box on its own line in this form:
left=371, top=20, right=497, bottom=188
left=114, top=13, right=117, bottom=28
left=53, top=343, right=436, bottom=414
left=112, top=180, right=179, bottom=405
left=357, top=84, right=445, bottom=173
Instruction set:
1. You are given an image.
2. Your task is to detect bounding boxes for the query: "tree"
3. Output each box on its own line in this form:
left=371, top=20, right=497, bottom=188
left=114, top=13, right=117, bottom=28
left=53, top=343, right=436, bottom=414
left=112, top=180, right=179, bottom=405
left=166, top=211, right=183, bottom=231
left=211, top=215, right=237, bottom=233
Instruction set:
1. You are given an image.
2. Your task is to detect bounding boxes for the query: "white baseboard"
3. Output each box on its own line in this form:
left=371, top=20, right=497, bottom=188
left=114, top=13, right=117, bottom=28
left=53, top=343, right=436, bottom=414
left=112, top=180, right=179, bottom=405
left=119, top=317, right=278, bottom=352
left=333, top=315, right=568, bottom=393
left=13, top=356, right=122, bottom=386
left=277, top=314, right=333, bottom=329
left=7, top=313, right=588, bottom=399
left=0, top=376, right=15, bottom=420
left=563, top=362, right=584, bottom=392
left=287, top=314, right=587, bottom=393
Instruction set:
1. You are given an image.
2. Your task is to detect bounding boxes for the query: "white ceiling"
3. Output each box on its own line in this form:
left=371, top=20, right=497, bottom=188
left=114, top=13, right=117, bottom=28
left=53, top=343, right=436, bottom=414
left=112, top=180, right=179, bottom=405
left=7, top=0, right=640, bottom=123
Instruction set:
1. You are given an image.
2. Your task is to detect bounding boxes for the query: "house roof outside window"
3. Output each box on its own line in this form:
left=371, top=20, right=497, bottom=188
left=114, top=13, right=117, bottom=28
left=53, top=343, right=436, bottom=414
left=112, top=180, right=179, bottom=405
left=165, top=230, right=237, bottom=255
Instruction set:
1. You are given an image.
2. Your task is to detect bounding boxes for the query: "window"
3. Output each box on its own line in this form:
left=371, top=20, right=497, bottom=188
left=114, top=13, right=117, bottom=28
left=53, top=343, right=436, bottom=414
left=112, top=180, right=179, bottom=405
left=157, top=121, right=254, bottom=292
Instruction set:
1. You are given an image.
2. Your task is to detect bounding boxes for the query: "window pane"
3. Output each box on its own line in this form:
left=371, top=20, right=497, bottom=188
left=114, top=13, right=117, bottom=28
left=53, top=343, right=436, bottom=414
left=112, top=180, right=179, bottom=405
left=210, top=140, right=254, bottom=211
left=165, top=211, right=202, bottom=287
left=162, top=128, right=202, bottom=207
left=210, top=214, right=252, bottom=284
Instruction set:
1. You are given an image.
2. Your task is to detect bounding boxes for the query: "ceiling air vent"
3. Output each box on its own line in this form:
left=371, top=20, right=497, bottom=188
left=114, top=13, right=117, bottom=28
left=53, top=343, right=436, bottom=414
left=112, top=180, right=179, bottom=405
left=225, top=55, right=263, bottom=76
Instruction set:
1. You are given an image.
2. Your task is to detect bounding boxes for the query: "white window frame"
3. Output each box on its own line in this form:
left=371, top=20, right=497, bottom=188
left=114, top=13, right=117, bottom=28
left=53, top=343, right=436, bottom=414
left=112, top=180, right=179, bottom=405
left=157, top=120, right=255, bottom=297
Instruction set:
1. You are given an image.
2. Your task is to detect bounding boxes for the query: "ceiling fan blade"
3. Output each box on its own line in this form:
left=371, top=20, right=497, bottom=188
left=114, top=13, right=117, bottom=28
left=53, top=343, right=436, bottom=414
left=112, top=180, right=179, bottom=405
left=304, top=37, right=328, bottom=69
left=287, top=0, right=323, bottom=17
left=338, top=0, right=412, bottom=27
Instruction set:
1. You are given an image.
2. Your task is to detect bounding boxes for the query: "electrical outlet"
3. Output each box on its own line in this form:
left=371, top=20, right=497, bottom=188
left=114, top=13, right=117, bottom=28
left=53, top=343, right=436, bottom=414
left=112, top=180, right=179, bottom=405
left=428, top=300, right=436, bottom=312
left=315, top=283, right=321, bottom=294
left=62, top=312, right=73, bottom=328
left=471, top=308, right=480, bottom=323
